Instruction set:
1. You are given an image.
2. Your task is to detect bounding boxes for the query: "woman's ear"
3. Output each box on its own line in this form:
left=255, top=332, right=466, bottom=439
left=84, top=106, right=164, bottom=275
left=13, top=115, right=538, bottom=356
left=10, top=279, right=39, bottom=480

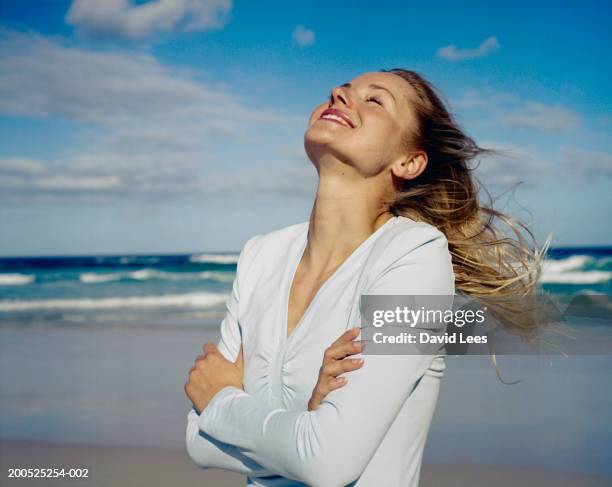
left=391, top=151, right=428, bottom=180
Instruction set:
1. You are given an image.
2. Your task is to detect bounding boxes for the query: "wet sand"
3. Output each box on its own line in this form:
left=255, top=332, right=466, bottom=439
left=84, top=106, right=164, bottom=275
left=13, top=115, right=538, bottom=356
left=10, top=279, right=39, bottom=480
left=0, top=323, right=611, bottom=485
left=1, top=439, right=610, bottom=487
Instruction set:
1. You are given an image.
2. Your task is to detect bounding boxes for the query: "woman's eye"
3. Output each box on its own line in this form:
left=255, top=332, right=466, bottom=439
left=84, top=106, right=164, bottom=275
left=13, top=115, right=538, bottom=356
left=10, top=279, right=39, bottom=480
left=366, top=96, right=382, bottom=106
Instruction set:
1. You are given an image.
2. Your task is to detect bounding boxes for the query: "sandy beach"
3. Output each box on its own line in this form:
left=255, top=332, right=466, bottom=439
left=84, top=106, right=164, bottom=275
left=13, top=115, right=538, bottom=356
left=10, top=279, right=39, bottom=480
left=1, top=439, right=611, bottom=487
left=1, top=322, right=611, bottom=486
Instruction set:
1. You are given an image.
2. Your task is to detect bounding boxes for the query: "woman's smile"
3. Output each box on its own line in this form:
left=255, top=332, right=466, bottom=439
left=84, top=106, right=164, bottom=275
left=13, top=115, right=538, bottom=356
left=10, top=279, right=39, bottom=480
left=318, top=116, right=350, bottom=128
left=318, top=107, right=355, bottom=128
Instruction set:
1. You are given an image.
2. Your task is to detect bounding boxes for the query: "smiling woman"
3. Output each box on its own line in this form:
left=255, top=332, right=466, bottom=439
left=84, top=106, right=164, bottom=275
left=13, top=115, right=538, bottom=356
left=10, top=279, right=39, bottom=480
left=184, top=68, right=547, bottom=487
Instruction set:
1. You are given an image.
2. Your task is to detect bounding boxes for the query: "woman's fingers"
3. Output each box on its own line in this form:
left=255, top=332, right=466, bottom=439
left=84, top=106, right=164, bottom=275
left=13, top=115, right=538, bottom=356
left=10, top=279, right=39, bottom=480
left=329, top=326, right=360, bottom=349
left=323, top=339, right=364, bottom=364
left=309, top=360, right=361, bottom=411
left=308, top=327, right=366, bottom=411
left=308, top=376, right=349, bottom=411
left=319, top=376, right=348, bottom=396
left=322, top=357, right=364, bottom=377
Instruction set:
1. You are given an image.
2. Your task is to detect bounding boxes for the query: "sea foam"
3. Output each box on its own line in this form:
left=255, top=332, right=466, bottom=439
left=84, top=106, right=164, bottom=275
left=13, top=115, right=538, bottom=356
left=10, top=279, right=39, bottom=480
left=541, top=254, right=611, bottom=285
left=188, top=253, right=239, bottom=264
left=79, top=269, right=234, bottom=284
left=0, top=273, right=35, bottom=286
left=0, top=291, right=228, bottom=311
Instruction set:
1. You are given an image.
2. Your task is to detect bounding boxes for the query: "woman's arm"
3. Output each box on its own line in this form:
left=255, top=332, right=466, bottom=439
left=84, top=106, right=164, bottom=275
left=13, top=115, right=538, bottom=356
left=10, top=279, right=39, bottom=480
left=196, top=227, right=455, bottom=487
left=185, top=235, right=274, bottom=477
left=187, top=408, right=274, bottom=475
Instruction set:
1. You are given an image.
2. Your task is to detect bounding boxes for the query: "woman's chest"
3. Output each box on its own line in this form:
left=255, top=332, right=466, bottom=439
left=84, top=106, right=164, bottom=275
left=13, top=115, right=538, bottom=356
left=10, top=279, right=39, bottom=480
left=238, top=271, right=364, bottom=409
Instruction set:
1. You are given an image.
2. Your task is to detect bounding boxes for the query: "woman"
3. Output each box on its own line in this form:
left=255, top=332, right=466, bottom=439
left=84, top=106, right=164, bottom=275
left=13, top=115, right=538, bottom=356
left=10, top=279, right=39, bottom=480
left=184, top=69, right=544, bottom=486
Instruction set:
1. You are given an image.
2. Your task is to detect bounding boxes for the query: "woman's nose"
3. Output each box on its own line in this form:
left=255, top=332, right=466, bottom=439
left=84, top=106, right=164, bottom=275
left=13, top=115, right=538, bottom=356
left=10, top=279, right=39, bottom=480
left=330, top=85, right=351, bottom=107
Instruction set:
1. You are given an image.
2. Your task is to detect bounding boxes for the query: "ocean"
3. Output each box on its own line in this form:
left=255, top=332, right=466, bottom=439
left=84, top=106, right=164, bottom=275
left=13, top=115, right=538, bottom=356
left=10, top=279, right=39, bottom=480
left=0, top=247, right=610, bottom=329
left=0, top=251, right=237, bottom=329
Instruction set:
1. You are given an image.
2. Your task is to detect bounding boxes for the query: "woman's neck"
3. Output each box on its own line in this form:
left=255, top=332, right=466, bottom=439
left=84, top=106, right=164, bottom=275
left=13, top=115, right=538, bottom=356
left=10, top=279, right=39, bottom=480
left=303, top=175, right=393, bottom=273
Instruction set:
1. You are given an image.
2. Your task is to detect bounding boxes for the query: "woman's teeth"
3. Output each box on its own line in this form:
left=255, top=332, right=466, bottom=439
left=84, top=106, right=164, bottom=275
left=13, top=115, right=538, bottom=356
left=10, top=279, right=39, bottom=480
left=321, top=114, right=351, bottom=128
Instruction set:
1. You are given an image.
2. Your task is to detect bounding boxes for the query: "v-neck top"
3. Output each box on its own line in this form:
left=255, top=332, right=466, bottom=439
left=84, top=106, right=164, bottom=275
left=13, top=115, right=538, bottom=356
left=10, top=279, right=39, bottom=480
left=186, top=215, right=455, bottom=487
left=283, top=215, right=396, bottom=343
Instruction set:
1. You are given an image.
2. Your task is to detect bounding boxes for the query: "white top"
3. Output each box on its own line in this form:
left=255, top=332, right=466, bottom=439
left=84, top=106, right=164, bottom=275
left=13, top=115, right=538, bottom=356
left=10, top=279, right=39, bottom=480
left=186, top=215, right=455, bottom=487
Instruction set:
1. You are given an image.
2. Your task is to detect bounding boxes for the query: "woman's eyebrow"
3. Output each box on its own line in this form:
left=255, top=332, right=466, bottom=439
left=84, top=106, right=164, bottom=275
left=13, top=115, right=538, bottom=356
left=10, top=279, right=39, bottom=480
left=340, top=82, right=397, bottom=103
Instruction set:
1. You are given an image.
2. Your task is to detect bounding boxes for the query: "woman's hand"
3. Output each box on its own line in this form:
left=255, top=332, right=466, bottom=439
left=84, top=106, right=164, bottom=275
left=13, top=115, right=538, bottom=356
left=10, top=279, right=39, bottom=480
left=185, top=342, right=244, bottom=414
left=308, top=327, right=365, bottom=411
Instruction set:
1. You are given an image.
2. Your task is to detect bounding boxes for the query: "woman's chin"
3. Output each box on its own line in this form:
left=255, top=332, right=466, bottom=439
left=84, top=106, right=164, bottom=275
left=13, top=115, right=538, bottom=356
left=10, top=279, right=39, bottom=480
left=303, top=137, right=336, bottom=164
left=304, top=126, right=344, bottom=150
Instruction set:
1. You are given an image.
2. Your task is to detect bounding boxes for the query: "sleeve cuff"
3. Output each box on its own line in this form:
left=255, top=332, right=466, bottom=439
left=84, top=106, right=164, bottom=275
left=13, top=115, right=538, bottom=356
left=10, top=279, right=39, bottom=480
left=197, top=385, right=246, bottom=436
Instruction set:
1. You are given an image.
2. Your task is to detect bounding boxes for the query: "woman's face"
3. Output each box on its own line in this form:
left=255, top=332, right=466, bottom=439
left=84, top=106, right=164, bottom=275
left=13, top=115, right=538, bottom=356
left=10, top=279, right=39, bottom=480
left=304, top=71, right=418, bottom=177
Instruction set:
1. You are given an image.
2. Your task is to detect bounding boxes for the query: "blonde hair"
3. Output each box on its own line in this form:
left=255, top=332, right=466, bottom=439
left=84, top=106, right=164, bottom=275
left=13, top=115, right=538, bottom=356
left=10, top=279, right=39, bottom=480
left=381, top=69, right=552, bottom=382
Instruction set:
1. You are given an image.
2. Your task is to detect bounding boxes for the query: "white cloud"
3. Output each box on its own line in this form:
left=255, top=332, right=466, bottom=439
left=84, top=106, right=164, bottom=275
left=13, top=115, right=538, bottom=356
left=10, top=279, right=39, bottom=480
left=0, top=157, right=47, bottom=175
left=65, top=0, right=232, bottom=40
left=0, top=154, right=317, bottom=202
left=0, top=28, right=310, bottom=202
left=38, top=175, right=122, bottom=190
left=437, top=36, right=500, bottom=61
left=200, top=162, right=316, bottom=197
left=470, top=141, right=556, bottom=188
left=501, top=101, right=582, bottom=133
left=467, top=141, right=612, bottom=194
left=453, top=88, right=519, bottom=110
left=561, top=148, right=612, bottom=178
left=292, top=25, right=315, bottom=47
left=453, top=88, right=582, bottom=133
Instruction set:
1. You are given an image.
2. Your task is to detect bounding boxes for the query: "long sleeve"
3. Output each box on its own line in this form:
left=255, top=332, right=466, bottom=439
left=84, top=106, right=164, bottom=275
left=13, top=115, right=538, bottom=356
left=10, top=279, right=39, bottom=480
left=186, top=235, right=274, bottom=477
left=196, top=227, right=455, bottom=487
left=186, top=408, right=275, bottom=476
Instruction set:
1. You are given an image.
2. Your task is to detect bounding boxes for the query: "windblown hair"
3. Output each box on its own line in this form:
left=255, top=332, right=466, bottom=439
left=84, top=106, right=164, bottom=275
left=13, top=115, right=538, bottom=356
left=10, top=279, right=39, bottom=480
left=380, top=69, right=552, bottom=378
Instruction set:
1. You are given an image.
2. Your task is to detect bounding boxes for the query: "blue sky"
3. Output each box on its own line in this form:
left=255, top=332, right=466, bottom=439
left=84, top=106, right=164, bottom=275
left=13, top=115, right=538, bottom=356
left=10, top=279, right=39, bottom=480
left=0, top=0, right=610, bottom=256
